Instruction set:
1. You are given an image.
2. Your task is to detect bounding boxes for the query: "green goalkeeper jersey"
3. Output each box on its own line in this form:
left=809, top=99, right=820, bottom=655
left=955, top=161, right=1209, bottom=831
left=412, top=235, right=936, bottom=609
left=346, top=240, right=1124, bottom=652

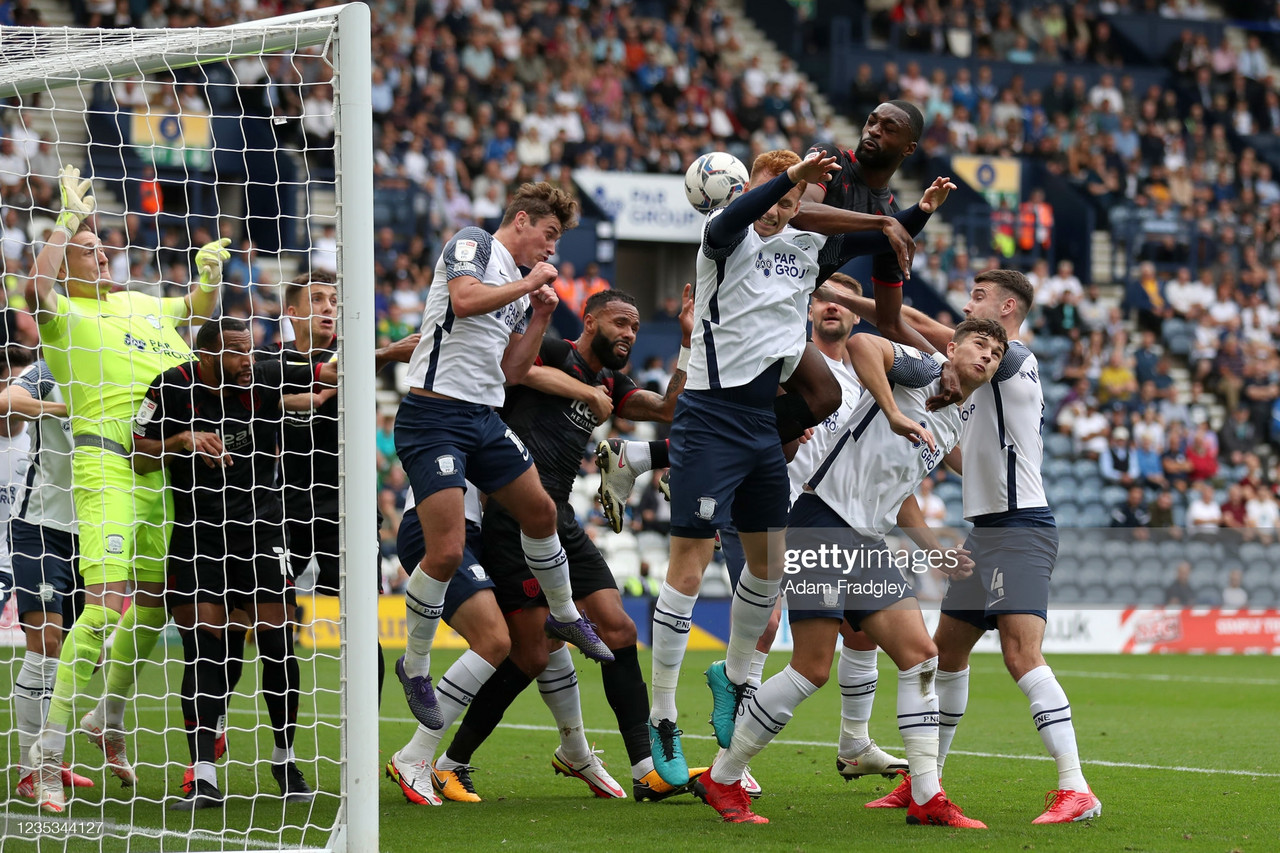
left=42, top=290, right=192, bottom=448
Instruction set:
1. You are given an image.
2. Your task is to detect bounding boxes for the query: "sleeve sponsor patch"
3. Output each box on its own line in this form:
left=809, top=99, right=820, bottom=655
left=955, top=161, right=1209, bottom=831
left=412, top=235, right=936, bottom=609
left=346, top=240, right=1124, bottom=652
left=454, top=239, right=479, bottom=262
left=134, top=396, right=158, bottom=428
left=451, top=262, right=477, bottom=274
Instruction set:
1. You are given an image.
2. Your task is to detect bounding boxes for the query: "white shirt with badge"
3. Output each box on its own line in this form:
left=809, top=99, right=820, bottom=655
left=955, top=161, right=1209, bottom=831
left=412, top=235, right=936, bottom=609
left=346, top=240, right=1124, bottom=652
left=11, top=361, right=75, bottom=533
left=805, top=346, right=963, bottom=539
left=788, top=353, right=862, bottom=506
left=406, top=227, right=530, bottom=408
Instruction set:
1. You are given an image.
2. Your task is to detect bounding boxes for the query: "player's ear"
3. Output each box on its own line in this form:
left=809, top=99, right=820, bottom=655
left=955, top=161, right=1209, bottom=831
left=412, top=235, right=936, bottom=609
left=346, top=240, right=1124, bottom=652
left=945, top=339, right=957, bottom=359
left=903, top=140, right=917, bottom=158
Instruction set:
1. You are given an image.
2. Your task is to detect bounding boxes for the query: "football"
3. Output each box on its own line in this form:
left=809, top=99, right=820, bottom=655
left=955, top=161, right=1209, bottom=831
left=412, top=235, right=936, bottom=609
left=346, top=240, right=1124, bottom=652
left=684, top=151, right=749, bottom=214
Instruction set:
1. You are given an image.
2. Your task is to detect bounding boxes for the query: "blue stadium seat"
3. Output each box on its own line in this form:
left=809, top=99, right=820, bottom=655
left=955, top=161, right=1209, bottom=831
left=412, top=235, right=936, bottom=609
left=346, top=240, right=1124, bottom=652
left=1071, top=460, right=1098, bottom=481
left=1110, top=583, right=1138, bottom=606
left=1137, top=584, right=1167, bottom=605
left=1249, top=587, right=1277, bottom=608
left=1045, top=433, right=1073, bottom=460
left=1101, top=485, right=1129, bottom=507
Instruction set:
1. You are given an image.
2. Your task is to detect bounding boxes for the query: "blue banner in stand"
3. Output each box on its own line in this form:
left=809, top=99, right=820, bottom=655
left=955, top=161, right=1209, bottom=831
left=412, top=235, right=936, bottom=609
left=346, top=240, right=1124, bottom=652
left=572, top=169, right=703, bottom=243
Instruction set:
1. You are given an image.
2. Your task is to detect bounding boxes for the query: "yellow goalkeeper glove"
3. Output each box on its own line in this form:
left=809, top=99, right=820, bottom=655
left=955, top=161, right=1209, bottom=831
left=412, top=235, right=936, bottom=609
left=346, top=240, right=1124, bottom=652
left=55, top=164, right=95, bottom=234
left=196, top=237, right=232, bottom=292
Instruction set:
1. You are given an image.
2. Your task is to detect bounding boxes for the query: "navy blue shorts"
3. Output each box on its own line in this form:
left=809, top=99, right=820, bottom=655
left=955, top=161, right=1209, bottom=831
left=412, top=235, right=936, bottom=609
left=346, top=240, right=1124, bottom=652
left=11, top=519, right=78, bottom=622
left=668, top=391, right=789, bottom=537
left=482, top=501, right=618, bottom=614
left=784, top=493, right=916, bottom=630
left=398, top=504, right=494, bottom=625
left=941, top=507, right=1058, bottom=632
left=394, top=394, right=532, bottom=501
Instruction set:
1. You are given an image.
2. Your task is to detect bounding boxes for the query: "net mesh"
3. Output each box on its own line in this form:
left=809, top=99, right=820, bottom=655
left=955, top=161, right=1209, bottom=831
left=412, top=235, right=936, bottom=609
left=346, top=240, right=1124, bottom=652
left=0, top=13, right=357, bottom=852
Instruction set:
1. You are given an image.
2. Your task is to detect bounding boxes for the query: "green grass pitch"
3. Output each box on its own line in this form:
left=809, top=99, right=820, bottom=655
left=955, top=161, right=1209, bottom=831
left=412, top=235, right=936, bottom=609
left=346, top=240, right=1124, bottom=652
left=2, top=644, right=1276, bottom=851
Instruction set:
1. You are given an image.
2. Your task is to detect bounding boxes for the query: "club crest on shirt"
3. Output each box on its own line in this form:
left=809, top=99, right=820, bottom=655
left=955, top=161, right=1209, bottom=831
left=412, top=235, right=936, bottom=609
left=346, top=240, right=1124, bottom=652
left=145, top=314, right=163, bottom=330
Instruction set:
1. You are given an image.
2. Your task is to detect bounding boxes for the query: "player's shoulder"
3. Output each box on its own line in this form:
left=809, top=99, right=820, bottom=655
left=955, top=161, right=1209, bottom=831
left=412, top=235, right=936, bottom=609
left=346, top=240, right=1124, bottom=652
left=445, top=227, right=494, bottom=258
left=994, top=339, right=1037, bottom=382
left=156, top=360, right=198, bottom=388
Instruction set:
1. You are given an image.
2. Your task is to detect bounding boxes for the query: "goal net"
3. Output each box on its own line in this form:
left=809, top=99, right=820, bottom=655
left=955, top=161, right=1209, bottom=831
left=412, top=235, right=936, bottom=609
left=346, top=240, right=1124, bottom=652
left=0, top=5, right=376, bottom=851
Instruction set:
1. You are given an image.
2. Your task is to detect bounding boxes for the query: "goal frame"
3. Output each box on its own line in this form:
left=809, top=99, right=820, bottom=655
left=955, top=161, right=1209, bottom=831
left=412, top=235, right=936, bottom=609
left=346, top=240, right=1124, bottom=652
left=0, top=5, right=377, bottom=851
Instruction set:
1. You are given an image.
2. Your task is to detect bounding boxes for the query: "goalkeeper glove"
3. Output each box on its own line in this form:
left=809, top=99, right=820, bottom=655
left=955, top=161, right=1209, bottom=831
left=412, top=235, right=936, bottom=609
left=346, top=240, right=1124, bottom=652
left=55, top=164, right=95, bottom=235
left=196, top=237, right=232, bottom=292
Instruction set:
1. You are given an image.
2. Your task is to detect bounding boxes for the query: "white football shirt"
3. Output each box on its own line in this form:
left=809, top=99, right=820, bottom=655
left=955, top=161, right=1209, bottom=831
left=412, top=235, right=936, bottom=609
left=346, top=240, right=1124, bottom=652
left=805, top=345, right=963, bottom=538
left=11, top=361, right=75, bottom=533
left=958, top=341, right=1049, bottom=519
left=0, top=425, right=31, bottom=572
left=688, top=211, right=828, bottom=390
left=405, top=228, right=530, bottom=407
left=788, top=352, right=862, bottom=506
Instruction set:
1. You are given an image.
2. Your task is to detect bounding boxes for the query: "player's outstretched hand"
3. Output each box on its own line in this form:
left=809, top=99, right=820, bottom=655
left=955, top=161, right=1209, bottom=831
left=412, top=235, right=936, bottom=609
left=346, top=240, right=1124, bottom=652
left=882, top=217, right=915, bottom=280
left=920, top=176, right=957, bottom=214
left=196, top=237, right=232, bottom=287
left=56, top=164, right=95, bottom=233
left=926, top=361, right=963, bottom=411
left=382, top=332, right=422, bottom=364
left=678, top=282, right=695, bottom=347
left=529, top=282, right=558, bottom=316
left=788, top=149, right=840, bottom=186
left=888, top=410, right=934, bottom=453
left=526, top=261, right=559, bottom=291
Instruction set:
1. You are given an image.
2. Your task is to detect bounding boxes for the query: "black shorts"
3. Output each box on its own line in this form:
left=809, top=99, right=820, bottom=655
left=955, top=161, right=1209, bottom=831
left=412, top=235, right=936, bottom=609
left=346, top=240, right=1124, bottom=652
left=483, top=501, right=617, bottom=614
left=10, top=519, right=79, bottom=623
left=286, top=515, right=341, bottom=593
left=167, top=520, right=293, bottom=609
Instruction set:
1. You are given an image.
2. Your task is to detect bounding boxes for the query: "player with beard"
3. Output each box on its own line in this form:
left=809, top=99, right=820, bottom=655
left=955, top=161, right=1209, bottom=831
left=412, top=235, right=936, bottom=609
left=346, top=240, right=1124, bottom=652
left=429, top=288, right=711, bottom=803
left=598, top=104, right=958, bottom=527
left=133, top=316, right=337, bottom=809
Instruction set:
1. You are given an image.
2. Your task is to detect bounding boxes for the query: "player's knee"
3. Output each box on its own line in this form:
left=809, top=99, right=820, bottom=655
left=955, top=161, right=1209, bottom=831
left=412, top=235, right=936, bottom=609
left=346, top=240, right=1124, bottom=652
left=422, top=547, right=464, bottom=579
left=470, top=630, right=511, bottom=667
left=510, top=642, right=549, bottom=678
left=524, top=493, right=558, bottom=537
left=1000, top=645, right=1043, bottom=681
left=597, top=612, right=637, bottom=650
left=791, top=659, right=830, bottom=688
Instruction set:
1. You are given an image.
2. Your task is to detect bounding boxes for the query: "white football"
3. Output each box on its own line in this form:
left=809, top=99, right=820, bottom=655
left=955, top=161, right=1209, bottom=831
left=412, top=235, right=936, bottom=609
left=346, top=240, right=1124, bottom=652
left=684, top=151, right=749, bottom=215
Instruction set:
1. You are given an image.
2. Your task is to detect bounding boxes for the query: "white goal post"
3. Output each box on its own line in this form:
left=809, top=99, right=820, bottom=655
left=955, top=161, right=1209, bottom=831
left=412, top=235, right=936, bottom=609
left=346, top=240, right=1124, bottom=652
left=0, top=5, right=376, bottom=851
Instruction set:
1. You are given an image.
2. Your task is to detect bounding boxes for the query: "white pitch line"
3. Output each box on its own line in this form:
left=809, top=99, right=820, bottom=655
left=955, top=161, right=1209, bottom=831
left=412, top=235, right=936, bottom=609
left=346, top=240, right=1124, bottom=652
left=1051, top=669, right=1280, bottom=687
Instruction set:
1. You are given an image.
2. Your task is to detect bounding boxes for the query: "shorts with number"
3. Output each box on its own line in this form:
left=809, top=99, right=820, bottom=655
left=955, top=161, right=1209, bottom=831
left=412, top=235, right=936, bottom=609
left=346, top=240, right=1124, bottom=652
left=73, top=448, right=171, bottom=586
left=395, top=394, right=532, bottom=501
left=941, top=507, right=1058, bottom=632
left=11, top=519, right=79, bottom=622
left=483, top=501, right=617, bottom=614
left=668, top=391, right=789, bottom=537
left=167, top=520, right=292, bottom=608
left=398, top=506, right=494, bottom=624
left=785, top=493, right=917, bottom=630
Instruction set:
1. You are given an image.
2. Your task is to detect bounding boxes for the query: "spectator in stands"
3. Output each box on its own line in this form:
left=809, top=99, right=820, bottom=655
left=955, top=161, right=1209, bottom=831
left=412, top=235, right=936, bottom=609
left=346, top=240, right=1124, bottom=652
left=1097, top=349, right=1138, bottom=409
left=1072, top=397, right=1111, bottom=460
left=1246, top=485, right=1280, bottom=543
left=1220, top=483, right=1250, bottom=537
left=1220, top=569, right=1247, bottom=608
left=1162, top=421, right=1195, bottom=493
left=916, top=476, right=947, bottom=529
left=1165, top=561, right=1196, bottom=606
left=1186, top=425, right=1220, bottom=483
left=1220, top=406, right=1260, bottom=466
left=1135, top=434, right=1168, bottom=490
left=1186, top=482, right=1223, bottom=536
left=1111, top=484, right=1151, bottom=529
left=1100, top=426, right=1140, bottom=487
left=1148, top=489, right=1179, bottom=534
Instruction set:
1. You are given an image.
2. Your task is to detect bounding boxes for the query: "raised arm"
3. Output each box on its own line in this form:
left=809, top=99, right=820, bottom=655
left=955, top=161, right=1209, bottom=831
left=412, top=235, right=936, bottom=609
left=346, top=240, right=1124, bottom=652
left=704, top=150, right=839, bottom=250
left=451, top=261, right=557, bottom=318
left=499, top=285, right=558, bottom=385
left=524, top=365, right=615, bottom=422
left=826, top=286, right=955, bottom=354
left=847, top=334, right=936, bottom=451
left=617, top=282, right=694, bottom=424
left=182, top=236, right=232, bottom=322
left=29, top=165, right=95, bottom=323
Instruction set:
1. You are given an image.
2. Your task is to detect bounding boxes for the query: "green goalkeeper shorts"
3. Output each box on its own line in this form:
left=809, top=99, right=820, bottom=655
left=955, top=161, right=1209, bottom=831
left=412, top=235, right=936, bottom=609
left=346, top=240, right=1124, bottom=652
left=72, top=448, right=172, bottom=587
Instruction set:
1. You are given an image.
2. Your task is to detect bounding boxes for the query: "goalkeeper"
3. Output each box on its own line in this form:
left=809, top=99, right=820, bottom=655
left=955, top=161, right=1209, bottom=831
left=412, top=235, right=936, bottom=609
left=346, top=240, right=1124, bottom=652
left=26, top=165, right=230, bottom=814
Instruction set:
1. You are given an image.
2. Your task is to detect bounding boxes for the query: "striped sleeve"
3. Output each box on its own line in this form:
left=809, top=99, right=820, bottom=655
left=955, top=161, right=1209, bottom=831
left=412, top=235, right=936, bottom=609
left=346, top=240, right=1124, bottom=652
left=13, top=360, right=55, bottom=401
left=886, top=343, right=943, bottom=388
left=993, top=341, right=1032, bottom=382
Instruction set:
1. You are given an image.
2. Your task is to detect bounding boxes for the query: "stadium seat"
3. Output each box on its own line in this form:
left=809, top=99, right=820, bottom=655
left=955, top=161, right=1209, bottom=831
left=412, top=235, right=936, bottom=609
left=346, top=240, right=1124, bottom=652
left=1110, top=583, right=1138, bottom=606
left=1137, top=584, right=1167, bottom=605
left=1249, top=587, right=1277, bottom=608
left=1238, top=542, right=1266, bottom=565
left=1071, top=460, right=1098, bottom=481
left=1051, top=582, right=1081, bottom=604
left=1101, top=485, right=1129, bottom=507
left=1045, top=433, right=1073, bottom=460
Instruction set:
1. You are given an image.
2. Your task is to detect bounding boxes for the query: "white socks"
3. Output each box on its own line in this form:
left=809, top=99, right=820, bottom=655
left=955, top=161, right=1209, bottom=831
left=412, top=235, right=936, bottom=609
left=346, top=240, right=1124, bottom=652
left=521, top=532, right=580, bottom=624
left=897, top=657, right=941, bottom=806
left=404, top=569, right=449, bottom=678
left=401, top=649, right=495, bottom=765
left=1018, top=665, right=1088, bottom=792
left=711, top=664, right=816, bottom=785
left=724, top=572, right=779, bottom=685
left=747, top=650, right=768, bottom=689
left=622, top=440, right=652, bottom=474
left=837, top=646, right=878, bottom=755
left=537, top=645, right=590, bottom=763
left=650, top=582, right=697, bottom=723
left=935, top=666, right=970, bottom=777
left=14, top=651, right=57, bottom=775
